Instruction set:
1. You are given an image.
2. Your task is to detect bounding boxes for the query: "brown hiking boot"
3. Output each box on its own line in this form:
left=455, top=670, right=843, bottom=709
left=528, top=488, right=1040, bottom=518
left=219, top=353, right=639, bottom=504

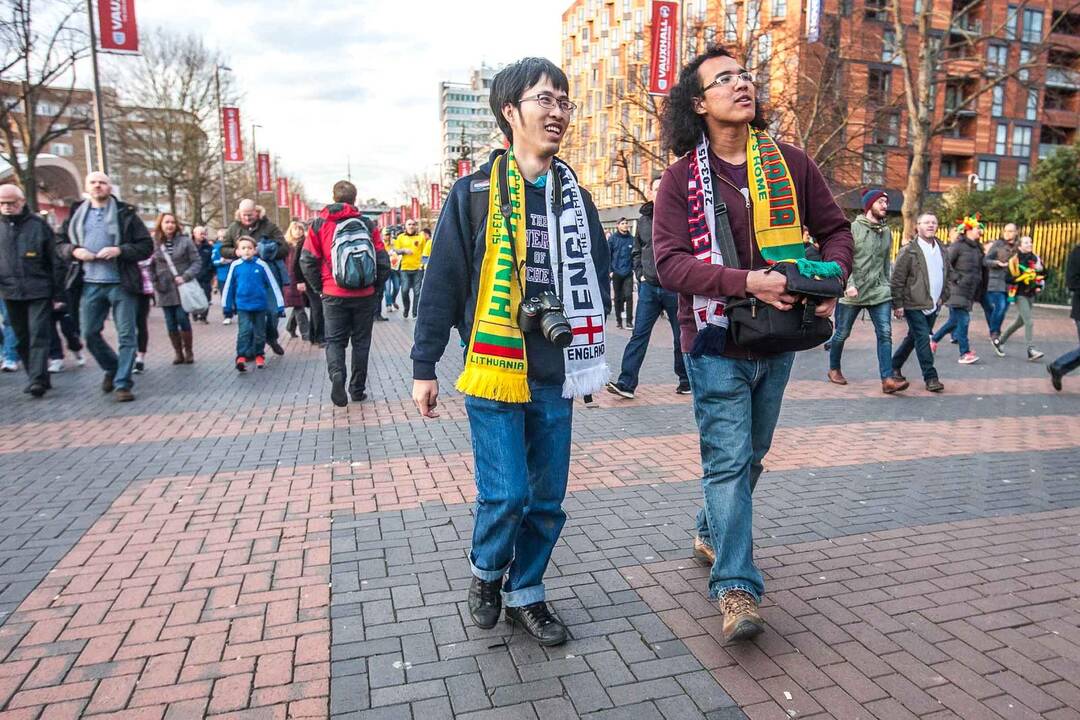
left=693, top=536, right=716, bottom=566
left=114, top=388, right=135, bottom=402
left=827, top=369, right=847, bottom=385
left=881, top=376, right=909, bottom=394
left=719, top=590, right=764, bottom=643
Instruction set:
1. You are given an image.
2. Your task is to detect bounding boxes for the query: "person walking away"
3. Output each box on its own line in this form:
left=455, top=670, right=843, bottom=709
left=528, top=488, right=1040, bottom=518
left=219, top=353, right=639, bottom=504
left=412, top=58, right=611, bottom=646
left=0, top=184, right=66, bottom=397
left=891, top=213, right=951, bottom=391
left=984, top=222, right=1018, bottom=354
left=999, top=235, right=1046, bottom=360
left=282, top=221, right=310, bottom=340
left=57, top=172, right=153, bottom=402
left=393, top=219, right=425, bottom=318
left=652, top=47, right=853, bottom=643
left=606, top=178, right=690, bottom=398
left=608, top=218, right=635, bottom=328
left=221, top=199, right=287, bottom=355
left=192, top=225, right=214, bottom=322
left=1048, top=241, right=1080, bottom=391
left=384, top=234, right=402, bottom=313
left=212, top=230, right=232, bottom=325
left=221, top=236, right=284, bottom=370
left=133, top=258, right=154, bottom=373
left=151, top=213, right=202, bottom=364
left=931, top=215, right=983, bottom=365
left=300, top=180, right=389, bottom=406
left=827, top=189, right=907, bottom=392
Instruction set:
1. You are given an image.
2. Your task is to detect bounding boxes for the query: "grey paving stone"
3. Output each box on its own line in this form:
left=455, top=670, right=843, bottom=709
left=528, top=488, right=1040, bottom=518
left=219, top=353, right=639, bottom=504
left=446, top=672, right=491, bottom=714
left=561, top=670, right=614, bottom=713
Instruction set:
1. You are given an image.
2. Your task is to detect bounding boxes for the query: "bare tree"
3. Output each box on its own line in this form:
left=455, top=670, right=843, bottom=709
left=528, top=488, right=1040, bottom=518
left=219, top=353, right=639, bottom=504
left=0, top=0, right=91, bottom=211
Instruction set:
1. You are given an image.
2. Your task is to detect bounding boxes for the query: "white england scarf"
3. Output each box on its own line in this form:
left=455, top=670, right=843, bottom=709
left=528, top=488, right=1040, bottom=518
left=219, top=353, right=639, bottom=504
left=690, top=137, right=729, bottom=333
left=547, top=159, right=609, bottom=398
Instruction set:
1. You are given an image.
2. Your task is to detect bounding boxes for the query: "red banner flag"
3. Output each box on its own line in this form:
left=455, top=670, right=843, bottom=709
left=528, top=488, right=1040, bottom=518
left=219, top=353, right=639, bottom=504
left=276, top=178, right=288, bottom=208
left=411, top=197, right=420, bottom=220
left=97, top=0, right=139, bottom=54
left=390, top=208, right=397, bottom=225
left=430, top=183, right=441, bottom=213
left=222, top=107, right=243, bottom=163
left=457, top=159, right=472, bottom=178
left=400, top=205, right=408, bottom=222
left=257, top=153, right=271, bottom=193
left=648, top=1, right=679, bottom=95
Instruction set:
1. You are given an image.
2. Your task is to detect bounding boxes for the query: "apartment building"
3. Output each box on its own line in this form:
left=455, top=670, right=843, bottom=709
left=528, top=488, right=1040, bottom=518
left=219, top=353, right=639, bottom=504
left=560, top=0, right=1080, bottom=214
left=438, top=64, right=503, bottom=188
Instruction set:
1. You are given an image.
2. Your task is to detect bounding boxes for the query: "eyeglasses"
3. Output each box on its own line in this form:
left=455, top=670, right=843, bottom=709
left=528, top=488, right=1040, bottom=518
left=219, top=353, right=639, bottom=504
left=517, top=93, right=577, bottom=114
left=702, top=71, right=755, bottom=93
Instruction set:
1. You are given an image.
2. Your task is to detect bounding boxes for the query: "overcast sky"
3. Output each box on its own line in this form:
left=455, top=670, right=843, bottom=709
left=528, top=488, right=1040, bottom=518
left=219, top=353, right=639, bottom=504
left=108, top=0, right=565, bottom=204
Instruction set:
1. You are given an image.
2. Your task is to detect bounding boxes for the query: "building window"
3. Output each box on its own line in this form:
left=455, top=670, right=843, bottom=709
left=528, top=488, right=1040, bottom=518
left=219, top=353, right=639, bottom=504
left=840, top=0, right=852, bottom=15
left=35, top=101, right=59, bottom=116
left=1018, top=48, right=1031, bottom=81
left=1026, top=88, right=1038, bottom=120
left=1012, top=126, right=1032, bottom=157
left=995, top=124, right=1008, bottom=154
left=991, top=85, right=1004, bottom=117
left=1016, top=162, right=1029, bottom=184
left=977, top=159, right=998, bottom=189
left=867, top=68, right=891, bottom=104
left=771, top=0, right=787, bottom=18
left=50, top=142, right=73, bottom=157
left=862, top=149, right=886, bottom=185
left=865, top=0, right=887, bottom=21
left=1005, top=5, right=1018, bottom=39
left=873, top=111, right=900, bottom=145
left=986, top=44, right=1007, bottom=72
left=940, top=158, right=958, bottom=177
left=1021, top=9, right=1043, bottom=43
left=724, top=5, right=738, bottom=42
left=882, top=28, right=898, bottom=63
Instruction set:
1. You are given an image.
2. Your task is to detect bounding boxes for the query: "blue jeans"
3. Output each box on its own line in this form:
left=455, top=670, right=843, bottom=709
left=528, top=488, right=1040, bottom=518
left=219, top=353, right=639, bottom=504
left=236, top=310, right=266, bottom=359
left=162, top=304, right=191, bottom=333
left=465, top=383, right=573, bottom=607
left=933, top=307, right=971, bottom=355
left=892, top=309, right=939, bottom=382
left=616, top=283, right=687, bottom=390
left=0, top=300, right=19, bottom=364
left=384, top=270, right=401, bottom=307
left=687, top=351, right=795, bottom=602
left=828, top=302, right=894, bottom=380
left=1050, top=320, right=1080, bottom=376
left=400, top=270, right=422, bottom=316
left=985, top=291, right=1008, bottom=336
left=81, top=283, right=138, bottom=390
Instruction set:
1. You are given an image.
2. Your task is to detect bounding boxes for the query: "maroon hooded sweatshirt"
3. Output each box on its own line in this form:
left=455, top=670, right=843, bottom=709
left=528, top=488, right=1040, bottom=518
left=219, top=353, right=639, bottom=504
left=653, top=140, right=854, bottom=358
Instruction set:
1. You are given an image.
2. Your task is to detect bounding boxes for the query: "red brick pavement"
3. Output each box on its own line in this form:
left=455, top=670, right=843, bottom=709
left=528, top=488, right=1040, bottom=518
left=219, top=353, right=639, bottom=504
left=633, top=506, right=1080, bottom=720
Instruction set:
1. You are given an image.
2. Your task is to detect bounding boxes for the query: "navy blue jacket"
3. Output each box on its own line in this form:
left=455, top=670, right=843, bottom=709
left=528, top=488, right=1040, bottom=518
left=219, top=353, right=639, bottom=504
left=607, top=231, right=634, bottom=277
left=411, top=150, right=611, bottom=385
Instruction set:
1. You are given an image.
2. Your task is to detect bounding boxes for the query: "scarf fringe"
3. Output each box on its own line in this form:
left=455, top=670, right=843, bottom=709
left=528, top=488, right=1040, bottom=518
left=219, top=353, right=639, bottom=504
left=689, top=324, right=727, bottom=358
left=561, top=363, right=609, bottom=399
left=456, top=368, right=531, bottom=404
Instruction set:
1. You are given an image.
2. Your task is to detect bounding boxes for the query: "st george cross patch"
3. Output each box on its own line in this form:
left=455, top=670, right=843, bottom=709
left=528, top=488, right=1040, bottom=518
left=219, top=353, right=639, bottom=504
left=570, top=314, right=605, bottom=346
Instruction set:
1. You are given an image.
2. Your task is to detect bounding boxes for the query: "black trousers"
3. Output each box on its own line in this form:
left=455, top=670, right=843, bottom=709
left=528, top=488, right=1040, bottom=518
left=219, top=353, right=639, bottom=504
left=305, top=288, right=324, bottom=343
left=136, top=294, right=152, bottom=353
left=322, top=294, right=377, bottom=396
left=612, top=273, right=634, bottom=324
left=6, top=297, right=52, bottom=386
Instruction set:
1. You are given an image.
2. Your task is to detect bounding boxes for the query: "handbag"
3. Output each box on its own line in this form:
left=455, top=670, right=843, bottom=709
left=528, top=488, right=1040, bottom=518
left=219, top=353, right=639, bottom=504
left=161, top=246, right=209, bottom=315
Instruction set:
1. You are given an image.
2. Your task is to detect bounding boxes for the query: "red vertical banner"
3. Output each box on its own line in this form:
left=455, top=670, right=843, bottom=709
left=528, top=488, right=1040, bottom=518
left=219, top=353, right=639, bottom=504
left=222, top=107, right=243, bottom=162
left=290, top=193, right=299, bottom=217
left=457, top=159, right=472, bottom=178
left=257, top=153, right=271, bottom=192
left=391, top=208, right=398, bottom=225
left=97, top=0, right=139, bottom=54
left=411, top=196, right=420, bottom=220
left=430, top=183, right=441, bottom=213
left=648, top=1, right=679, bottom=95
left=276, top=177, right=289, bottom=208
left=400, top=205, right=408, bottom=222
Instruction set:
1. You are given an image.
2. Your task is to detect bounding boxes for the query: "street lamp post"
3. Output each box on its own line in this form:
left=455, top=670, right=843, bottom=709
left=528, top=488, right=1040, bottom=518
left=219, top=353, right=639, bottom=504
left=84, top=0, right=109, bottom=174
left=251, top=123, right=262, bottom=199
left=214, top=64, right=232, bottom=224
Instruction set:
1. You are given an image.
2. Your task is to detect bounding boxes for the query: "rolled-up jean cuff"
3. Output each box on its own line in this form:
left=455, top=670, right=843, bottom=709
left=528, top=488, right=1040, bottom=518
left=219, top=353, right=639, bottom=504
left=503, top=584, right=545, bottom=608
left=470, top=556, right=510, bottom=583
left=709, top=582, right=761, bottom=604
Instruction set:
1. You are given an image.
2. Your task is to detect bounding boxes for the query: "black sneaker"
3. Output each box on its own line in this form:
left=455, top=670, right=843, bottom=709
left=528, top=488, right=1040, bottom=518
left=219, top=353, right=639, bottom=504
left=1027, top=347, right=1044, bottom=361
left=1048, top=364, right=1063, bottom=392
left=28, top=383, right=47, bottom=398
left=505, top=602, right=568, bottom=646
left=330, top=372, right=348, bottom=407
left=101, top=373, right=114, bottom=393
left=133, top=360, right=145, bottom=374
left=605, top=381, right=634, bottom=399
left=467, top=576, right=502, bottom=629
left=350, top=391, right=367, bottom=402
left=676, top=380, right=691, bottom=395
left=268, top=339, right=286, bottom=356
left=991, top=337, right=1006, bottom=358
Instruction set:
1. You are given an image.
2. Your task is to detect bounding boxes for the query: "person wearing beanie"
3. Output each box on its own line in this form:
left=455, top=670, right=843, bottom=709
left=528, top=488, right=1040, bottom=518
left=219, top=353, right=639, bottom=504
left=827, top=189, right=908, bottom=393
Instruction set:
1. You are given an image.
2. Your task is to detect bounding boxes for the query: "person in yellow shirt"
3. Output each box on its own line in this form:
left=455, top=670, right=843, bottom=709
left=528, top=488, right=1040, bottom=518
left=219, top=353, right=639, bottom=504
left=393, top=219, right=425, bottom=318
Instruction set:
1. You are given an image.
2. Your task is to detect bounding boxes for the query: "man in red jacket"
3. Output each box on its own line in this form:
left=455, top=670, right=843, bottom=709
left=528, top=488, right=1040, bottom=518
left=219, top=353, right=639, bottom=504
left=299, top=181, right=389, bottom=406
left=652, top=46, right=853, bottom=643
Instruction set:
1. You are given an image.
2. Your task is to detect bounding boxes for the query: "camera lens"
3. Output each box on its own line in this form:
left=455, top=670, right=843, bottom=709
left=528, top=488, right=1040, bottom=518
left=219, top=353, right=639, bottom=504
left=541, top=313, right=573, bottom=348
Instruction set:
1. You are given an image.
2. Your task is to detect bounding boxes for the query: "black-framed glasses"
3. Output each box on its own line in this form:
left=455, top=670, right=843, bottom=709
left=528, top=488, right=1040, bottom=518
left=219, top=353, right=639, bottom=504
left=702, top=71, right=755, bottom=93
left=517, top=93, right=577, bottom=114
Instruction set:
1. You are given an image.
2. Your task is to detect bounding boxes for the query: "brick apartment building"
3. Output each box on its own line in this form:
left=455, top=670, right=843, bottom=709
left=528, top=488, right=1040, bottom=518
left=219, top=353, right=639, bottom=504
left=560, top=0, right=1080, bottom=217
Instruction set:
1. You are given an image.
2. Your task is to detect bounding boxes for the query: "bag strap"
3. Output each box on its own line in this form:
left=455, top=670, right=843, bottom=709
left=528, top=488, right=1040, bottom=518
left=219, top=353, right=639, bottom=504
left=160, top=245, right=181, bottom=279
left=713, top=201, right=741, bottom=271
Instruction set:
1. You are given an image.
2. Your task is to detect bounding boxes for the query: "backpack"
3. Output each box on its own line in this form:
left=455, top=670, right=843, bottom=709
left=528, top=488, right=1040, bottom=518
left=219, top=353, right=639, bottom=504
left=329, top=217, right=377, bottom=289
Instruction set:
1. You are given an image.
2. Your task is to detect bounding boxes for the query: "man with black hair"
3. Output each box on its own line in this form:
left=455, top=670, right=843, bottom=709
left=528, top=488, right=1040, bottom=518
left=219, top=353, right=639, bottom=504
left=653, top=46, right=852, bottom=642
left=608, top=217, right=634, bottom=328
left=300, top=180, right=389, bottom=406
left=411, top=57, right=610, bottom=647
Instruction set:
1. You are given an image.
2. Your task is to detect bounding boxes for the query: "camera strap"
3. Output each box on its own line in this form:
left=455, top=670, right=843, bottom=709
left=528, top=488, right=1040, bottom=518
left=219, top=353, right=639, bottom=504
left=498, top=151, right=564, bottom=300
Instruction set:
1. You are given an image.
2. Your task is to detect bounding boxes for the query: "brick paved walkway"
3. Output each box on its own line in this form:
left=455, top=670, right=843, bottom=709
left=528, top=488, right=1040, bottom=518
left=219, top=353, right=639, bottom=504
left=0, top=301, right=1076, bottom=719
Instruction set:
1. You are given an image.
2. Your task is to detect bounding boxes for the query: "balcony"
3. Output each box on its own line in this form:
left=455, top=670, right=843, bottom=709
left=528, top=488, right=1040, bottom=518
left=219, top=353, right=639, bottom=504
left=949, top=15, right=983, bottom=37
left=1043, top=107, right=1080, bottom=127
left=941, top=136, right=977, bottom=155
left=1046, top=67, right=1080, bottom=89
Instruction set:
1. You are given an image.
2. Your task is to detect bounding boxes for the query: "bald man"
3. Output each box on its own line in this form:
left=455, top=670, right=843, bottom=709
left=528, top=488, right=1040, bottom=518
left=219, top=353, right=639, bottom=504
left=0, top=184, right=66, bottom=396
left=56, top=172, right=153, bottom=402
left=221, top=198, right=287, bottom=354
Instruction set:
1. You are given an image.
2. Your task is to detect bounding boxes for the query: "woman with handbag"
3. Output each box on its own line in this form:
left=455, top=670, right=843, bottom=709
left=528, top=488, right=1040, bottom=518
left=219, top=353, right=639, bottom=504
left=150, top=213, right=203, bottom=364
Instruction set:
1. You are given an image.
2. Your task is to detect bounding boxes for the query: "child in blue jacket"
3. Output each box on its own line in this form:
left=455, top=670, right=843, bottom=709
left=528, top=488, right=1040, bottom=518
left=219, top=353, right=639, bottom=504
left=221, top=237, right=285, bottom=371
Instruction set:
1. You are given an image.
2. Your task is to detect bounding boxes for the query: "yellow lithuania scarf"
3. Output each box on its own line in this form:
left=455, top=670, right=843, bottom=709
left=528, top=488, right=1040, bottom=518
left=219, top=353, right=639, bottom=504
left=747, top=130, right=804, bottom=263
left=455, top=151, right=531, bottom=403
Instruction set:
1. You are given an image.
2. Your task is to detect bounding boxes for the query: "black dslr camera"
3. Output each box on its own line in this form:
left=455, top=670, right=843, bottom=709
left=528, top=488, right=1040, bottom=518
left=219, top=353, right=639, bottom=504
left=518, top=291, right=573, bottom=348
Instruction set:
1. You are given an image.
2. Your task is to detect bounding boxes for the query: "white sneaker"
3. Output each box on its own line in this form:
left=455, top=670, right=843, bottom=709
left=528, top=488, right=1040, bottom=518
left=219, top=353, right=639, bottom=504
left=0, top=359, right=18, bottom=372
left=223, top=317, right=232, bottom=325
left=75, top=350, right=86, bottom=367
left=48, top=358, right=64, bottom=373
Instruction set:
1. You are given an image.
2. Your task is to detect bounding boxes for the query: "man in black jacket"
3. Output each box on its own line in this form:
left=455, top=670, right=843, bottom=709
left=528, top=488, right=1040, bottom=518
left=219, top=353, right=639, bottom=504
left=0, top=184, right=66, bottom=396
left=222, top=199, right=287, bottom=355
left=606, top=177, right=689, bottom=399
left=57, top=172, right=153, bottom=402
left=1048, top=242, right=1080, bottom=391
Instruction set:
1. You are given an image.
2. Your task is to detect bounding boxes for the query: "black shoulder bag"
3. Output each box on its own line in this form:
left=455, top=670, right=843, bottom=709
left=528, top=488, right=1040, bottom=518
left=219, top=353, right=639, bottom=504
left=716, top=202, right=842, bottom=353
